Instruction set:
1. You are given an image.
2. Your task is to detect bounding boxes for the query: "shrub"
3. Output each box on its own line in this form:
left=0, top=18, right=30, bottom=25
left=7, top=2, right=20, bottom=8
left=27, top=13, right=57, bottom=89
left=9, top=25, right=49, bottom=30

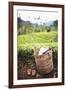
left=17, top=48, right=35, bottom=69
left=52, top=48, right=58, bottom=69
left=18, top=48, right=34, bottom=60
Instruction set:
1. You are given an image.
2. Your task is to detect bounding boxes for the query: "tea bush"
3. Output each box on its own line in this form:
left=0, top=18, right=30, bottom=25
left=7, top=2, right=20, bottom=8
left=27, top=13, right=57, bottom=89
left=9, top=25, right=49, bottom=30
left=18, top=48, right=58, bottom=70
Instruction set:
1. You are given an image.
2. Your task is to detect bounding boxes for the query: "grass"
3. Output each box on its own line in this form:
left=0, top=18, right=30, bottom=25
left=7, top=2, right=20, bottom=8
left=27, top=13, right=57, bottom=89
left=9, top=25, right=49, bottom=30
left=17, top=31, right=58, bottom=49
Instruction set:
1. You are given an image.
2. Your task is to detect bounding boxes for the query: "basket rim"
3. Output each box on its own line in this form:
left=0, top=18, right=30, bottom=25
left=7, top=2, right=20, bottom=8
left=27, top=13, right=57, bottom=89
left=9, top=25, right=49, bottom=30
left=34, top=48, right=52, bottom=57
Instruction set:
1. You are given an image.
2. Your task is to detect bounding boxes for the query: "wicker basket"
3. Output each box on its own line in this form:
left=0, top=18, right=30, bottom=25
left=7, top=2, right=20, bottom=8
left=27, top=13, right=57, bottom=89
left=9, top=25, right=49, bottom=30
left=34, top=48, right=54, bottom=75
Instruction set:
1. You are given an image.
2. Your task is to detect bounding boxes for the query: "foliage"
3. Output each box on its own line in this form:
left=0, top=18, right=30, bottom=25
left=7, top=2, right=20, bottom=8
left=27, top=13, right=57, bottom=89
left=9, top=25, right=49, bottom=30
left=18, top=48, right=35, bottom=70
left=53, top=48, right=58, bottom=67
left=53, top=20, right=58, bottom=27
left=18, top=48, right=34, bottom=60
left=17, top=31, right=58, bottom=49
left=17, top=17, right=58, bottom=35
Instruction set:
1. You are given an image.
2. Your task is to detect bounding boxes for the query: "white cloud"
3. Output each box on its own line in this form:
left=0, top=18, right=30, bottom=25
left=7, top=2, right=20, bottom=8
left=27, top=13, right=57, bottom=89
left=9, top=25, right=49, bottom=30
left=18, top=9, right=58, bottom=24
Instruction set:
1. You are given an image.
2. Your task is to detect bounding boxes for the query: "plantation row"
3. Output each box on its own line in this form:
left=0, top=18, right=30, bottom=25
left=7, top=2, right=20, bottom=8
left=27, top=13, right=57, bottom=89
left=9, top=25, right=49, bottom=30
left=17, top=31, right=58, bottom=49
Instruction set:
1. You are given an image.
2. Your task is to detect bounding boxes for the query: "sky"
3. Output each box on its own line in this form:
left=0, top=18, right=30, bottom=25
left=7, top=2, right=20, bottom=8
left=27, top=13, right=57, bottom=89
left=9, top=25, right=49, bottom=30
left=17, top=9, right=58, bottom=25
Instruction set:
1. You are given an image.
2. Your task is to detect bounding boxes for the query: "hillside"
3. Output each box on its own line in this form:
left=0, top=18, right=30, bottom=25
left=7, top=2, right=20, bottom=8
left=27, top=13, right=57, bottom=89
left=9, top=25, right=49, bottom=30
left=17, top=31, right=58, bottom=49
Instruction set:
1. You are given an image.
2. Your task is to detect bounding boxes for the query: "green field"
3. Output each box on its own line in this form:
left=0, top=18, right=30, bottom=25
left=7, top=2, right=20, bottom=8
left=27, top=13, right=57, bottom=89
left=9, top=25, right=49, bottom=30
left=17, top=31, right=58, bottom=49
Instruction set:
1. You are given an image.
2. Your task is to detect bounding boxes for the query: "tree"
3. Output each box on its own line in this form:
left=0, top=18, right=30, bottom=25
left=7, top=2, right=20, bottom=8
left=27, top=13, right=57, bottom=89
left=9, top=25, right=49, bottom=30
left=53, top=20, right=58, bottom=27
left=17, top=17, right=22, bottom=28
left=25, top=22, right=33, bottom=34
left=53, top=20, right=58, bottom=30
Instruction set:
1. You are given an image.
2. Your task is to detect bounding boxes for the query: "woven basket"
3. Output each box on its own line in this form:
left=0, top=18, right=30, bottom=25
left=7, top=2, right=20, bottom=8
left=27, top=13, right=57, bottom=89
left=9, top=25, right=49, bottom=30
left=34, top=48, right=54, bottom=75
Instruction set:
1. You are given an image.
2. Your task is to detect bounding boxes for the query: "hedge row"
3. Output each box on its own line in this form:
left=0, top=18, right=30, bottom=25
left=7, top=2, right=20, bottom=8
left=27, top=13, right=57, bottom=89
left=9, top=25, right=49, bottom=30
left=18, top=48, right=58, bottom=70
